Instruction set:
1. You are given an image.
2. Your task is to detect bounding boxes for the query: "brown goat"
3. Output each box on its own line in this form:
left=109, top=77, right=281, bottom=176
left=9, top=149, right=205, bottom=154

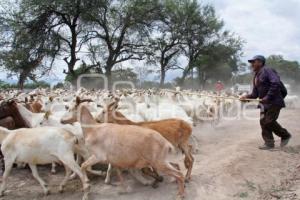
left=25, top=97, right=43, bottom=113
left=79, top=105, right=185, bottom=199
left=0, top=100, right=28, bottom=129
left=60, top=99, right=164, bottom=187
left=97, top=101, right=194, bottom=182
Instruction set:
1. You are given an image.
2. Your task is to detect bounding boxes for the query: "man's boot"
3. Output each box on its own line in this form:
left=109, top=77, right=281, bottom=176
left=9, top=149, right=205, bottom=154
left=280, top=135, right=292, bottom=147
left=259, top=144, right=275, bottom=150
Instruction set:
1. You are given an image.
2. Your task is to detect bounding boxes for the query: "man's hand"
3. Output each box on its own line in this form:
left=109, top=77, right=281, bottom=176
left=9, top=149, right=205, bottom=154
left=239, top=95, right=249, bottom=102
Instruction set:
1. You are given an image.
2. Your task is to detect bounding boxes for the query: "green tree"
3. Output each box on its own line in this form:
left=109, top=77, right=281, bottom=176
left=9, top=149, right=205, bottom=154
left=16, top=0, right=100, bottom=77
left=194, top=37, right=243, bottom=88
left=82, top=0, right=161, bottom=86
left=65, top=62, right=94, bottom=83
left=147, top=0, right=184, bottom=87
left=266, top=55, right=300, bottom=84
left=0, top=2, right=60, bottom=89
left=177, top=0, right=242, bottom=86
left=111, top=67, right=138, bottom=87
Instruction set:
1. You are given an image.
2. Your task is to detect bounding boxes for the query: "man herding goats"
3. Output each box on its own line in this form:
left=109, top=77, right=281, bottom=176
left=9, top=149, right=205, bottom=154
left=240, top=55, right=292, bottom=150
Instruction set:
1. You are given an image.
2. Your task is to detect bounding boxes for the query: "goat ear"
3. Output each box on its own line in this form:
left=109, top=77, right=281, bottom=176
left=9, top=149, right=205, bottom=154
left=107, top=101, right=116, bottom=111
left=114, top=97, right=120, bottom=103
left=76, top=96, right=81, bottom=105
left=44, top=111, right=51, bottom=120
left=49, top=96, right=54, bottom=102
left=80, top=106, right=96, bottom=125
left=113, top=102, right=118, bottom=110
left=25, top=97, right=28, bottom=103
left=113, top=98, right=119, bottom=110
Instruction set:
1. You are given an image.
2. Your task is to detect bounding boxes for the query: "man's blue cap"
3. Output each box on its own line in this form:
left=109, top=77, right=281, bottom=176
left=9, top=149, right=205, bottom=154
left=248, top=55, right=266, bottom=63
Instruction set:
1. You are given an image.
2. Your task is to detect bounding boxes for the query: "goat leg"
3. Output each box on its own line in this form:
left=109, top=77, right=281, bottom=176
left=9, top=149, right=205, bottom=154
left=0, top=157, right=14, bottom=196
left=141, top=167, right=164, bottom=188
left=116, top=168, right=132, bottom=194
left=180, top=143, right=194, bottom=182
left=29, top=164, right=49, bottom=195
left=51, top=162, right=57, bottom=174
left=59, top=166, right=72, bottom=193
left=154, top=163, right=185, bottom=200
left=105, top=163, right=112, bottom=184
left=129, top=169, right=155, bottom=186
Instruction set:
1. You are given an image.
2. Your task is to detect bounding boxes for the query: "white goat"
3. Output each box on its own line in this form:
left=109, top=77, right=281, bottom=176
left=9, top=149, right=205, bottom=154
left=0, top=126, right=89, bottom=197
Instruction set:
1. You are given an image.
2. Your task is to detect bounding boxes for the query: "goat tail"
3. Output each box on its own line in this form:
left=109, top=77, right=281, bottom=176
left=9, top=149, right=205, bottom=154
left=0, top=126, right=10, bottom=144
left=165, top=140, right=176, bottom=156
left=73, top=136, right=79, bottom=145
left=63, top=129, right=79, bottom=145
left=165, top=142, right=179, bottom=164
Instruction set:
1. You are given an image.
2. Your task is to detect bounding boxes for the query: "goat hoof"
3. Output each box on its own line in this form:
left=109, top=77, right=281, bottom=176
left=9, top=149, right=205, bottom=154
left=82, top=191, right=90, bottom=200
left=126, top=186, right=132, bottom=193
left=68, top=173, right=77, bottom=180
left=59, top=186, right=64, bottom=193
left=151, top=181, right=159, bottom=189
left=118, top=190, right=127, bottom=195
left=157, top=176, right=164, bottom=182
left=104, top=179, right=110, bottom=185
left=44, top=189, right=50, bottom=196
left=83, top=184, right=90, bottom=192
left=118, top=186, right=132, bottom=195
left=176, top=194, right=184, bottom=200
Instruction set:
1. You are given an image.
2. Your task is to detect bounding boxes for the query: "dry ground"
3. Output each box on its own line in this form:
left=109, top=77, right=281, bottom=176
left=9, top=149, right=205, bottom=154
left=0, top=108, right=300, bottom=200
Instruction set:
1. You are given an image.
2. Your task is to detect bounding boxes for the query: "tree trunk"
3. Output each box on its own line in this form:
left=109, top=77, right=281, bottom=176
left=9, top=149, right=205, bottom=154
left=196, top=67, right=201, bottom=88
left=63, top=24, right=78, bottom=77
left=105, top=53, right=115, bottom=89
left=179, top=67, right=190, bottom=86
left=200, top=72, right=207, bottom=90
left=18, top=70, right=29, bottom=90
left=105, top=67, right=112, bottom=90
left=69, top=25, right=78, bottom=74
left=159, top=68, right=166, bottom=88
left=18, top=79, right=25, bottom=90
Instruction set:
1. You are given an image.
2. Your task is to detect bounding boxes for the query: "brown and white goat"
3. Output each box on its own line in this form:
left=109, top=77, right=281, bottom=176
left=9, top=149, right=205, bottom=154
left=24, top=95, right=43, bottom=113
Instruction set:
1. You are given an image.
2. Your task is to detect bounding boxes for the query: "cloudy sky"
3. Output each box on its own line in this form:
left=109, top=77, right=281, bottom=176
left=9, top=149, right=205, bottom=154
left=167, top=0, right=300, bottom=81
left=204, top=0, right=300, bottom=61
left=1, top=0, right=300, bottom=83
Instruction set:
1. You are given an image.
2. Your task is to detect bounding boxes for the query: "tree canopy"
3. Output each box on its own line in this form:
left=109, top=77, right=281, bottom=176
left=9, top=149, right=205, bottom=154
left=0, top=0, right=243, bottom=89
left=266, top=55, right=300, bottom=84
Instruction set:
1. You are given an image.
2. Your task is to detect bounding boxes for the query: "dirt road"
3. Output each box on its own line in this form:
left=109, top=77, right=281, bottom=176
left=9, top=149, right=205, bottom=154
left=1, top=108, right=299, bottom=200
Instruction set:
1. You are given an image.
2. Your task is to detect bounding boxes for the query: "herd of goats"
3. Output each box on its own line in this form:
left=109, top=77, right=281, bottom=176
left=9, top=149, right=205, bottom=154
left=0, top=87, right=298, bottom=200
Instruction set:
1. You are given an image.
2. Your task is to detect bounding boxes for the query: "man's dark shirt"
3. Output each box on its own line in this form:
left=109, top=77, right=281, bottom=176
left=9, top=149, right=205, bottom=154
left=247, top=66, right=285, bottom=110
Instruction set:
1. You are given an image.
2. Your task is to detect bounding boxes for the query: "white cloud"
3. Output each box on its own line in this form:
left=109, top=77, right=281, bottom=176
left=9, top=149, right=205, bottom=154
left=204, top=0, right=300, bottom=62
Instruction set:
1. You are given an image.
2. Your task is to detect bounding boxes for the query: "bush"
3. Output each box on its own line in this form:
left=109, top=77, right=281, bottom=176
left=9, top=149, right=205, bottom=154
left=0, top=80, right=50, bottom=89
